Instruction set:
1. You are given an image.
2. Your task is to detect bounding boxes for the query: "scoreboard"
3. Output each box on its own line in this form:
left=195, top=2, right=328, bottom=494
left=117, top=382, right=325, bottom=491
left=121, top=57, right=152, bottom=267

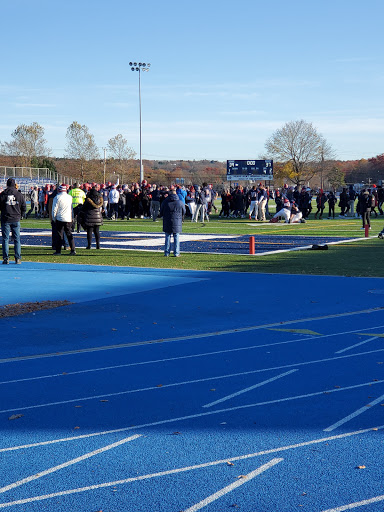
left=226, top=160, right=273, bottom=181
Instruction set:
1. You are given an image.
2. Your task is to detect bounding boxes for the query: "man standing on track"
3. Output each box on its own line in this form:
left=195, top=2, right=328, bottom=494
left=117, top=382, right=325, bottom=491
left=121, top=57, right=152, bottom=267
left=0, top=178, right=26, bottom=264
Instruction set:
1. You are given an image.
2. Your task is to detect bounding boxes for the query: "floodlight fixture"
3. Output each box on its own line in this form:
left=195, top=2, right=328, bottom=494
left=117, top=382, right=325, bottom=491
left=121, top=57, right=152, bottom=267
left=130, top=60, right=151, bottom=183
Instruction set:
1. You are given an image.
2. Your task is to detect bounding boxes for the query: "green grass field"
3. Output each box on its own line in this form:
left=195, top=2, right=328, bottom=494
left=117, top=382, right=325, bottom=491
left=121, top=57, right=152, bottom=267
left=17, top=202, right=384, bottom=277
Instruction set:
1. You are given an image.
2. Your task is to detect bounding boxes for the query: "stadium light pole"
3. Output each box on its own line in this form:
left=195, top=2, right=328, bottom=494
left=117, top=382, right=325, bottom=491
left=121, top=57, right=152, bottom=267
left=130, top=61, right=151, bottom=184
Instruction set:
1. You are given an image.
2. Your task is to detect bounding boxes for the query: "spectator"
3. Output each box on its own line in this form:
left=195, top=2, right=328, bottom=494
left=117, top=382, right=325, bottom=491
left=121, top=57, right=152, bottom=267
left=51, top=185, right=76, bottom=256
left=160, top=187, right=185, bottom=257
left=82, top=187, right=103, bottom=249
left=0, top=178, right=26, bottom=264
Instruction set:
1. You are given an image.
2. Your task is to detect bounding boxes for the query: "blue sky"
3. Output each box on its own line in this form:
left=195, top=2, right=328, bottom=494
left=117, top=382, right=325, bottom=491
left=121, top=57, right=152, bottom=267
left=1, top=0, right=383, bottom=162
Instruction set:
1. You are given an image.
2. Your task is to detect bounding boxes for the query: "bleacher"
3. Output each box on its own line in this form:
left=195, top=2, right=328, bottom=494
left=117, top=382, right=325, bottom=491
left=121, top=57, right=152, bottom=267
left=0, top=166, right=57, bottom=195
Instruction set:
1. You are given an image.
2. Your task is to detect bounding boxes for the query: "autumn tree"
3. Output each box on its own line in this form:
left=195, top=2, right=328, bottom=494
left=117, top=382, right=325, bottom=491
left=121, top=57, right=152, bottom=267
left=265, top=120, right=334, bottom=186
left=64, top=121, right=100, bottom=181
left=0, top=122, right=51, bottom=167
left=326, top=166, right=346, bottom=191
left=106, top=134, right=136, bottom=183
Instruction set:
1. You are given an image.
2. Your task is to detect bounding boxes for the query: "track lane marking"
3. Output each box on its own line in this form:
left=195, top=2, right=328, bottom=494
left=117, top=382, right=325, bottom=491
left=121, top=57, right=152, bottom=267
left=0, top=434, right=141, bottom=495
left=183, top=458, right=283, bottom=512
left=1, top=352, right=384, bottom=414
left=202, top=370, right=298, bottom=408
left=324, top=392, right=384, bottom=432
left=335, top=336, right=379, bottom=354
left=1, top=310, right=384, bottom=364
left=1, top=380, right=384, bottom=452
left=322, top=494, right=384, bottom=511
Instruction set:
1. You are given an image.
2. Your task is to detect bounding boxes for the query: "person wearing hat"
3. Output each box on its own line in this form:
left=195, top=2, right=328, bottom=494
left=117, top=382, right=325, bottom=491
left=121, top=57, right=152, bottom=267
left=160, top=186, right=185, bottom=257
left=51, top=185, right=76, bottom=255
left=0, top=178, right=26, bottom=264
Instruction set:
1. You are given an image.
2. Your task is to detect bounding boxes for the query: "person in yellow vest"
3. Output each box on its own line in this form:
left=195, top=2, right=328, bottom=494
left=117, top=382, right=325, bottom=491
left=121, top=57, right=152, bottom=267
left=68, top=183, right=86, bottom=232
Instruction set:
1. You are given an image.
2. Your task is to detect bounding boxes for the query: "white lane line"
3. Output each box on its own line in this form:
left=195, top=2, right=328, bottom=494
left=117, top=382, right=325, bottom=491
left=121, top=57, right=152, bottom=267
left=0, top=434, right=141, bottom=495
left=183, top=458, right=283, bottom=512
left=2, top=308, right=383, bottom=364
left=2, top=348, right=384, bottom=414
left=2, top=381, right=384, bottom=453
left=322, top=494, right=384, bottom=511
left=202, top=370, right=298, bottom=408
left=335, top=337, right=379, bottom=354
left=324, top=392, right=384, bottom=432
left=2, top=324, right=384, bottom=386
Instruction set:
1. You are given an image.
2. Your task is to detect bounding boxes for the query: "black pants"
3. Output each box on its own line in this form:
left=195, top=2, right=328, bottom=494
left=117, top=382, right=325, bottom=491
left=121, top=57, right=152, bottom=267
left=362, top=211, right=371, bottom=227
left=55, top=221, right=75, bottom=253
left=86, top=226, right=100, bottom=249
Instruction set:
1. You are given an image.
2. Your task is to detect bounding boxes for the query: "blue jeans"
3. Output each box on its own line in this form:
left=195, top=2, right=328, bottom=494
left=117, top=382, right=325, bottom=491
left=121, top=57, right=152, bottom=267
left=1, top=221, right=21, bottom=260
left=164, top=232, right=180, bottom=256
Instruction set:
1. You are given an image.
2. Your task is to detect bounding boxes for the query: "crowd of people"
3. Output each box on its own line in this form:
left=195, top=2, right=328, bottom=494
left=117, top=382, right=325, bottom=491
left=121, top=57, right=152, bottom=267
left=1, top=177, right=383, bottom=264
left=22, top=180, right=384, bottom=227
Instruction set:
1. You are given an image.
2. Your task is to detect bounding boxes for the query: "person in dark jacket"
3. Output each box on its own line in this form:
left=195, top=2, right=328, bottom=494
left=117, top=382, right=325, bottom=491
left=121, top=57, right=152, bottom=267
left=160, top=187, right=186, bottom=257
left=81, top=187, right=103, bottom=249
left=314, top=189, right=327, bottom=219
left=0, top=178, right=26, bottom=264
left=359, top=189, right=372, bottom=230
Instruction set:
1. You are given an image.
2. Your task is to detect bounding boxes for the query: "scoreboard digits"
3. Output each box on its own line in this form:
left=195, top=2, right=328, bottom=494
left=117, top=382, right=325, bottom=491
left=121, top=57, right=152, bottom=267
left=227, top=159, right=273, bottom=181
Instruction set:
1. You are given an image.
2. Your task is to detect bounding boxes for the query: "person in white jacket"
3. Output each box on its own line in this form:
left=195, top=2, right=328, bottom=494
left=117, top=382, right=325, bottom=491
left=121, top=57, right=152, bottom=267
left=108, top=184, right=119, bottom=220
left=51, top=185, right=76, bottom=255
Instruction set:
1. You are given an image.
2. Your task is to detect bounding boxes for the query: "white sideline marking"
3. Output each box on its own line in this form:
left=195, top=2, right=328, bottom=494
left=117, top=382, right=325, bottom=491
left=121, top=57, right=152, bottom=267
left=254, top=236, right=371, bottom=256
left=0, top=425, right=381, bottom=509
left=1, top=381, right=384, bottom=453
left=322, top=495, right=384, bottom=511
left=183, top=458, right=283, bottom=512
left=202, top=369, right=298, bottom=408
left=0, top=434, right=141, bottom=495
left=335, top=337, right=378, bottom=354
left=324, top=392, right=384, bottom=432
left=2, top=308, right=383, bottom=364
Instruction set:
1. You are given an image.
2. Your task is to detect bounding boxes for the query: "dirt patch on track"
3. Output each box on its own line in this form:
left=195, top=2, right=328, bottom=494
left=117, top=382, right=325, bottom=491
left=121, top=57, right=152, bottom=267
left=0, top=300, right=72, bottom=318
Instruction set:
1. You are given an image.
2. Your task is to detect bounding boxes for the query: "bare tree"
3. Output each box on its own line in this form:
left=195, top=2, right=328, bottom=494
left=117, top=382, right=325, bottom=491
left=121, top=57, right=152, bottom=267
left=65, top=121, right=100, bottom=181
left=0, top=122, right=51, bottom=167
left=107, top=134, right=136, bottom=183
left=265, top=120, right=334, bottom=186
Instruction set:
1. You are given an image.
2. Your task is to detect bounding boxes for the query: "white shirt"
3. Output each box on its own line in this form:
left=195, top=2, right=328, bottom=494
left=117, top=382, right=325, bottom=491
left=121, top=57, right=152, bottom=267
left=52, top=192, right=73, bottom=222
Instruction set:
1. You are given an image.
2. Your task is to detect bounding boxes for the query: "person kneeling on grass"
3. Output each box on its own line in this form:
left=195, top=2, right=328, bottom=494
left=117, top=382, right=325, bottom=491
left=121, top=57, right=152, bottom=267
left=290, top=201, right=304, bottom=223
left=270, top=198, right=291, bottom=223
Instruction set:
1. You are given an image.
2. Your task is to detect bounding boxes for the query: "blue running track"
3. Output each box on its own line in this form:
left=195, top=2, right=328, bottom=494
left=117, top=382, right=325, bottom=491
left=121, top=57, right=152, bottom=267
left=1, top=262, right=384, bottom=511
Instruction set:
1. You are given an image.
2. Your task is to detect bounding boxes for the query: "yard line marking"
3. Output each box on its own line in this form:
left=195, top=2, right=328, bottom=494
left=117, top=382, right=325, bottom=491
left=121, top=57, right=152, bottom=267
left=0, top=434, right=141, bottom=495
left=335, top=336, right=378, bottom=354
left=202, top=370, right=298, bottom=408
left=183, top=459, right=283, bottom=512
left=1, top=381, right=384, bottom=453
left=322, top=494, right=384, bottom=511
left=324, top=392, right=384, bottom=432
left=1, top=308, right=383, bottom=364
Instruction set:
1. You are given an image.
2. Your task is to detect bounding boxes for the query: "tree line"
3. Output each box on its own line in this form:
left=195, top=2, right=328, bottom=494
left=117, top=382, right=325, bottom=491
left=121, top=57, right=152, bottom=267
left=0, top=120, right=383, bottom=189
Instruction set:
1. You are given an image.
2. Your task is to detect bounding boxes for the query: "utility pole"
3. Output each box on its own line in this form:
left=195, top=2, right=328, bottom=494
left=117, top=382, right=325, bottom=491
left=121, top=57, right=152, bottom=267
left=103, top=148, right=106, bottom=184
